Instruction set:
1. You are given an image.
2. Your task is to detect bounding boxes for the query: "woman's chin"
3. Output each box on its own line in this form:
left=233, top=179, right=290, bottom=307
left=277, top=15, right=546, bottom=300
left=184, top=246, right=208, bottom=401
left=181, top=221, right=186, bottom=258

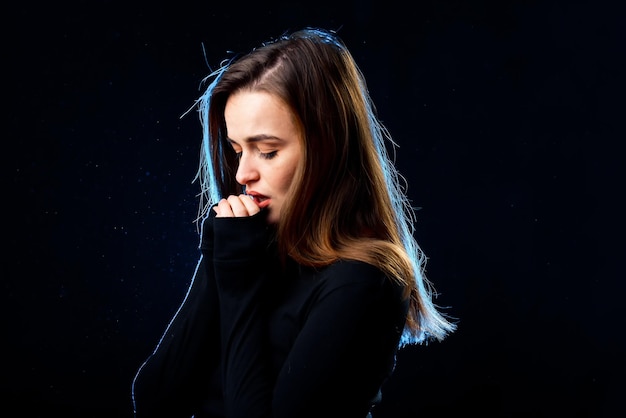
left=266, top=209, right=280, bottom=224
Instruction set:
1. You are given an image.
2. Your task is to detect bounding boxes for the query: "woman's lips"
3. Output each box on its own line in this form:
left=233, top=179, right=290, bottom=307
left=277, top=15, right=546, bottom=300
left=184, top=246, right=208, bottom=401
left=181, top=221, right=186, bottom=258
left=256, top=198, right=271, bottom=209
left=247, top=192, right=271, bottom=208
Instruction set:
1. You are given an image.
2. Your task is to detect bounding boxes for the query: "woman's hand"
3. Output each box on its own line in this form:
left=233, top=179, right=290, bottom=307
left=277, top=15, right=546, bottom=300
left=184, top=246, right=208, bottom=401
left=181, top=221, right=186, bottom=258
left=213, top=194, right=261, bottom=218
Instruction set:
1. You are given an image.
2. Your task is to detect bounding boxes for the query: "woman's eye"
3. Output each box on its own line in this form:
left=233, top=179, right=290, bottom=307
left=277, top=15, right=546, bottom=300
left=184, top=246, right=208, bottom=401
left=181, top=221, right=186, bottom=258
left=260, top=150, right=278, bottom=160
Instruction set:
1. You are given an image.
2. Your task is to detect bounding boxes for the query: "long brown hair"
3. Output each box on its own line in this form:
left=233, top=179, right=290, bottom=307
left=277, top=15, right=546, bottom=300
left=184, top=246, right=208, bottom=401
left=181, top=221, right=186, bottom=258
left=194, top=28, right=455, bottom=345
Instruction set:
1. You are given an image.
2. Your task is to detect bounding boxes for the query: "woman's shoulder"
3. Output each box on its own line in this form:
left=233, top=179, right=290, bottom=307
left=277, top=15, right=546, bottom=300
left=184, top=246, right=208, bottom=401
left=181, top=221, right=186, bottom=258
left=308, top=259, right=402, bottom=294
left=298, top=260, right=408, bottom=316
left=321, top=259, right=383, bottom=278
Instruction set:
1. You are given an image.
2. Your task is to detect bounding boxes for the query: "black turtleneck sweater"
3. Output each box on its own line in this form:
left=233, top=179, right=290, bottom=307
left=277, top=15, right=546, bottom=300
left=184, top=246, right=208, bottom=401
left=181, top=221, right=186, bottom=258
left=132, top=209, right=409, bottom=418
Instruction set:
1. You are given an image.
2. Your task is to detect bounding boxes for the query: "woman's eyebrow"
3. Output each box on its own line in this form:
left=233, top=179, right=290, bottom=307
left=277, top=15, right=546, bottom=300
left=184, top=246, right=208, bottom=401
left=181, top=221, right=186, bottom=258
left=227, top=135, right=284, bottom=145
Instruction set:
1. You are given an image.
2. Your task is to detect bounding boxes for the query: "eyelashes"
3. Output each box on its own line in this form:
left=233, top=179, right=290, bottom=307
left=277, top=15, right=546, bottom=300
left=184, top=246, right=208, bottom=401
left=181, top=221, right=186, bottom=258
left=232, top=149, right=278, bottom=160
left=260, top=151, right=278, bottom=160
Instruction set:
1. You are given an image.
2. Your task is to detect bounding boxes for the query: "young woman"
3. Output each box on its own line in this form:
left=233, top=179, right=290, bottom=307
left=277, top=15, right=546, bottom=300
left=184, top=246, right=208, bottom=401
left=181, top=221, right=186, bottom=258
left=132, top=27, right=456, bottom=418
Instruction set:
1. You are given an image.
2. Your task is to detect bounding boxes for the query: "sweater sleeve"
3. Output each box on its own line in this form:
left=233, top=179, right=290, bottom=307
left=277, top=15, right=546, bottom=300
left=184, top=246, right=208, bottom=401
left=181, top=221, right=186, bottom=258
left=132, top=212, right=220, bottom=418
left=212, top=210, right=276, bottom=418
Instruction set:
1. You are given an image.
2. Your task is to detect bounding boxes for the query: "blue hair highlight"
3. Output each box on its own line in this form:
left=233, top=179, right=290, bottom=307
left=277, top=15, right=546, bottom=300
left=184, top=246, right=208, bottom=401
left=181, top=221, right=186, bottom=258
left=363, top=87, right=438, bottom=346
left=187, top=60, right=233, bottom=222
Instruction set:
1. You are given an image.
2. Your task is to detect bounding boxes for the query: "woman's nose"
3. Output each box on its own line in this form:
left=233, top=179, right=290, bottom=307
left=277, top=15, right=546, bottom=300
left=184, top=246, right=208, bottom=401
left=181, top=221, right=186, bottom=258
left=235, top=153, right=259, bottom=185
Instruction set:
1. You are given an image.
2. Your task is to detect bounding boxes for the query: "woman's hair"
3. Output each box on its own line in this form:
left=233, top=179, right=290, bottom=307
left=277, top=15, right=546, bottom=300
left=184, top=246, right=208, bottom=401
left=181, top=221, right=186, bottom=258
left=192, top=27, right=456, bottom=345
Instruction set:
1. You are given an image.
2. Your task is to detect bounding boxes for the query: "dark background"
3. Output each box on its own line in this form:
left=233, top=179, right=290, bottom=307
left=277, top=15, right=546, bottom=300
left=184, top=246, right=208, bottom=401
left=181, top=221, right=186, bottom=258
left=6, top=1, right=625, bottom=417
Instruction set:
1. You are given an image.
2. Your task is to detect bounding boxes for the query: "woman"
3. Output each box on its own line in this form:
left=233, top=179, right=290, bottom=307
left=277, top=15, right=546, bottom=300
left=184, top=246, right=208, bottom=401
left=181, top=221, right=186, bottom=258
left=132, top=27, right=456, bottom=418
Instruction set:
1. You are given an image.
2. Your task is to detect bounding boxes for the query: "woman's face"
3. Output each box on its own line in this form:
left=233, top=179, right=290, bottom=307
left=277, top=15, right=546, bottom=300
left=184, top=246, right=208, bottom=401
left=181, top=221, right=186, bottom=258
left=224, top=90, right=303, bottom=224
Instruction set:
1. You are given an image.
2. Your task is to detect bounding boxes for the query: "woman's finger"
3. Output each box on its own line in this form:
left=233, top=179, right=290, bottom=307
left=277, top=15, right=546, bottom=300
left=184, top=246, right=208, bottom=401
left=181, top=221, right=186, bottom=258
left=239, top=194, right=261, bottom=216
left=214, top=195, right=261, bottom=217
left=227, top=195, right=249, bottom=217
left=214, top=198, right=234, bottom=217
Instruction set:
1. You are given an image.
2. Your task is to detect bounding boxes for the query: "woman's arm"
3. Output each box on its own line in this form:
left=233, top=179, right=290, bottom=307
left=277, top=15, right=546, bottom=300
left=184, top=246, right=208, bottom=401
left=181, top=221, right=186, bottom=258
left=212, top=210, right=276, bottom=418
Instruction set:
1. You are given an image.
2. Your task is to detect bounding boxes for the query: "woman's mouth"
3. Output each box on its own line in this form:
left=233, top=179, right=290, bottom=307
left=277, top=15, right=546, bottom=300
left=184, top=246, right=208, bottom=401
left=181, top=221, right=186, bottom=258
left=248, top=192, right=271, bottom=208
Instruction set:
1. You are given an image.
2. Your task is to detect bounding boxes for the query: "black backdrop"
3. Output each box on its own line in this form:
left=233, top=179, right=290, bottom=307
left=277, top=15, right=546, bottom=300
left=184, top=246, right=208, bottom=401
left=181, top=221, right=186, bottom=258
left=7, top=1, right=625, bottom=417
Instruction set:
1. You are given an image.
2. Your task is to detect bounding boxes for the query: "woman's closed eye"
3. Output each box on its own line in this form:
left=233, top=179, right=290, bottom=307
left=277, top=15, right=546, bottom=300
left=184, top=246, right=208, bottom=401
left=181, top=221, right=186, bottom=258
left=234, top=149, right=277, bottom=160
left=228, top=136, right=281, bottom=160
left=259, top=150, right=278, bottom=160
